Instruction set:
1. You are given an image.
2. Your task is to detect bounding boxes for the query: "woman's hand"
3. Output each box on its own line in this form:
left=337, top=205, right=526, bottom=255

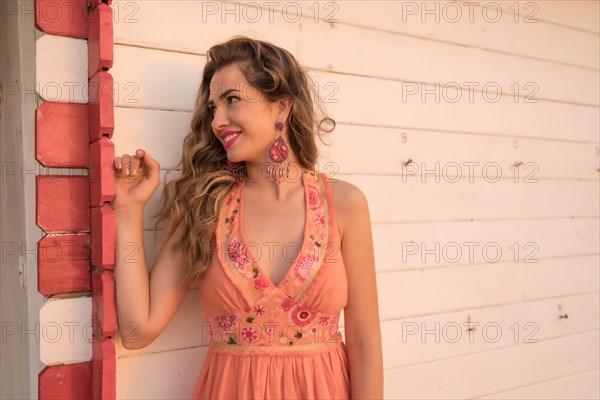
left=112, top=149, right=160, bottom=212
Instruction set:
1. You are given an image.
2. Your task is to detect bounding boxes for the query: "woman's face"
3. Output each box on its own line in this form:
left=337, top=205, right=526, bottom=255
left=208, top=63, right=288, bottom=165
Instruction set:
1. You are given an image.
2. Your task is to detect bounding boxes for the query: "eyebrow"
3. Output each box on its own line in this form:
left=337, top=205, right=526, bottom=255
left=207, top=88, right=241, bottom=106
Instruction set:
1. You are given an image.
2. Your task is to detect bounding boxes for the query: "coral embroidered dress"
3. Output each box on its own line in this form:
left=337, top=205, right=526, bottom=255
left=191, top=170, right=350, bottom=399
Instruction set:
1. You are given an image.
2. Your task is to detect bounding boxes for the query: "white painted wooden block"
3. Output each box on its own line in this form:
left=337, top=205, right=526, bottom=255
left=39, top=296, right=92, bottom=365
left=36, top=34, right=88, bottom=104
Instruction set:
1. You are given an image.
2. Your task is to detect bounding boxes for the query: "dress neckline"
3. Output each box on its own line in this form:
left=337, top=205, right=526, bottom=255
left=238, top=170, right=310, bottom=292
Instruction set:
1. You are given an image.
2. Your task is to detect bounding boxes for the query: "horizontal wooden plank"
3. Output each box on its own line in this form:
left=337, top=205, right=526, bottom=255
left=111, top=107, right=190, bottom=170
left=116, top=346, right=206, bottom=400
left=311, top=70, right=599, bottom=143
left=479, top=367, right=600, bottom=399
left=377, top=255, right=599, bottom=321
left=371, top=217, right=599, bottom=272
left=499, top=0, right=600, bottom=33
left=383, top=330, right=599, bottom=399
left=39, top=297, right=92, bottom=365
left=380, top=292, right=599, bottom=369
left=340, top=175, right=599, bottom=222
left=324, top=125, right=600, bottom=181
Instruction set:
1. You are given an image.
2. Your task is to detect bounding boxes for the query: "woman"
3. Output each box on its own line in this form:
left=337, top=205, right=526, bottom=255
left=112, top=35, right=383, bottom=399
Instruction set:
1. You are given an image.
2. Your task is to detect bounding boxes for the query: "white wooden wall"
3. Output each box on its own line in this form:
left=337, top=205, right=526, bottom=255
left=32, top=1, right=599, bottom=399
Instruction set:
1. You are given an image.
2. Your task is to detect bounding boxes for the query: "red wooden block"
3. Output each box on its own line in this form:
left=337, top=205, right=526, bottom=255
left=35, top=0, right=88, bottom=38
left=35, top=102, right=89, bottom=168
left=37, top=233, right=91, bottom=297
left=88, top=4, right=114, bottom=79
left=90, top=138, right=116, bottom=207
left=89, top=71, right=114, bottom=141
left=36, top=175, right=90, bottom=232
left=90, top=204, right=116, bottom=268
left=38, top=362, right=92, bottom=400
left=92, top=271, right=117, bottom=340
left=92, top=339, right=116, bottom=400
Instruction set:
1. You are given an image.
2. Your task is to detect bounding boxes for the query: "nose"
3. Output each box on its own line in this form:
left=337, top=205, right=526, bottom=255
left=211, top=106, right=229, bottom=135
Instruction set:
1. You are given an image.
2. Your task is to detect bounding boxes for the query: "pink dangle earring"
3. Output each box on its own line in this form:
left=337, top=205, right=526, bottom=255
left=267, top=120, right=291, bottom=184
left=223, top=159, right=246, bottom=184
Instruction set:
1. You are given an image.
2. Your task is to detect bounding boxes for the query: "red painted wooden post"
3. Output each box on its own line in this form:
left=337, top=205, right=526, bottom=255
left=90, top=204, right=116, bottom=269
left=92, top=272, right=117, bottom=339
left=36, top=0, right=117, bottom=398
left=90, top=138, right=116, bottom=207
left=89, top=71, right=115, bottom=142
left=88, top=4, right=114, bottom=78
left=92, top=339, right=116, bottom=399
left=88, top=3, right=117, bottom=398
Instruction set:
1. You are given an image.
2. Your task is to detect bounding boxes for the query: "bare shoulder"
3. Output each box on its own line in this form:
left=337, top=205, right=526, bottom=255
left=326, top=177, right=369, bottom=242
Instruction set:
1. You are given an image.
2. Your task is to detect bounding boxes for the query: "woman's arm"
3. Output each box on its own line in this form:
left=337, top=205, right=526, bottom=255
left=113, top=150, right=189, bottom=350
left=114, top=208, right=190, bottom=350
left=336, top=180, right=384, bottom=399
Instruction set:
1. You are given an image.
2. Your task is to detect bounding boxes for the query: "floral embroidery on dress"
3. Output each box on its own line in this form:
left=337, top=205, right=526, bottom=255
left=254, top=276, right=269, bottom=291
left=210, top=171, right=343, bottom=349
left=294, top=253, right=318, bottom=282
left=214, top=313, right=238, bottom=332
left=314, top=213, right=325, bottom=228
left=241, top=325, right=259, bottom=342
left=227, top=239, right=250, bottom=270
left=306, top=184, right=322, bottom=211
left=290, top=304, right=316, bottom=327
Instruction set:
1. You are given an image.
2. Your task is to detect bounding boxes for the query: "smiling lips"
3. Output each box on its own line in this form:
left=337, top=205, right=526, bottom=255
left=222, top=131, right=241, bottom=149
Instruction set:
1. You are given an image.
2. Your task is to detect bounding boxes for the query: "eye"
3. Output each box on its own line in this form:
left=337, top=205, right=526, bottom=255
left=207, top=96, right=240, bottom=114
left=227, top=95, right=240, bottom=104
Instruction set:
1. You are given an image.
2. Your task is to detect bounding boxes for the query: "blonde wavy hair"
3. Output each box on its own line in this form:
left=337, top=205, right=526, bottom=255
left=151, top=35, right=335, bottom=290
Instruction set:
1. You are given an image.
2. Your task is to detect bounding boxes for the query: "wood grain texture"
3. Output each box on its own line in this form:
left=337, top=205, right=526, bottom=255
left=88, top=71, right=114, bottom=141
left=36, top=175, right=90, bottom=232
left=39, top=297, right=92, bottom=365
left=38, top=362, right=92, bottom=400
left=89, top=138, right=115, bottom=207
left=88, top=4, right=114, bottom=78
left=35, top=101, right=89, bottom=168
left=90, top=194, right=116, bottom=270
left=92, top=338, right=116, bottom=400
left=35, top=0, right=88, bottom=38
left=37, top=233, right=91, bottom=297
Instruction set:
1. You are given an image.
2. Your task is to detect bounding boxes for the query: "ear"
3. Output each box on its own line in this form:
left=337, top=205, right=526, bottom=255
left=275, top=94, right=292, bottom=121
